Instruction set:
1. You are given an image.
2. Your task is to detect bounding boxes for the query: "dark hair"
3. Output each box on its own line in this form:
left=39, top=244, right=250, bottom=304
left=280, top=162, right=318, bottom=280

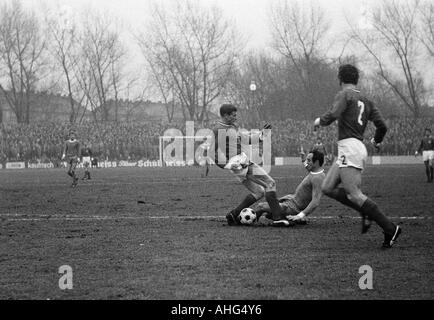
left=338, top=64, right=359, bottom=85
left=309, top=149, right=324, bottom=167
left=425, top=128, right=431, bottom=133
left=220, top=104, right=237, bottom=117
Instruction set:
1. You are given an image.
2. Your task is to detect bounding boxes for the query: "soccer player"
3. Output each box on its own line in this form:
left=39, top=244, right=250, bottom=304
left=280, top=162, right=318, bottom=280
left=61, top=131, right=81, bottom=187
left=81, top=143, right=93, bottom=180
left=210, top=104, right=286, bottom=225
left=255, top=150, right=326, bottom=227
left=415, top=128, right=434, bottom=183
left=313, top=64, right=401, bottom=248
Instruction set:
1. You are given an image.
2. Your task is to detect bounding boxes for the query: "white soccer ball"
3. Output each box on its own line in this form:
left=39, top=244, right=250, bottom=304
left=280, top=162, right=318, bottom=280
left=239, top=208, right=257, bottom=225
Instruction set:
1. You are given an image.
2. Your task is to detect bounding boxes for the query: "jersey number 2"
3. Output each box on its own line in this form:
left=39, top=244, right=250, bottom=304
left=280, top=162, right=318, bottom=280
left=357, top=101, right=365, bottom=125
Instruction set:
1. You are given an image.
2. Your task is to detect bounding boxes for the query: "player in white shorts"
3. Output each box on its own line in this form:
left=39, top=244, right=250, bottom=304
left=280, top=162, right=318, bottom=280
left=314, top=64, right=401, bottom=248
left=210, top=104, right=286, bottom=226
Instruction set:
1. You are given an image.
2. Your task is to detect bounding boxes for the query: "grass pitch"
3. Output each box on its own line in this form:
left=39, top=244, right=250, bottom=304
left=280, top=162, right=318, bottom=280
left=0, top=165, right=433, bottom=299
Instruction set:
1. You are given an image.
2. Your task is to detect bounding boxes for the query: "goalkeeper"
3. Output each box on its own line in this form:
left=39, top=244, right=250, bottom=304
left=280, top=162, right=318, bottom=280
left=210, top=104, right=287, bottom=226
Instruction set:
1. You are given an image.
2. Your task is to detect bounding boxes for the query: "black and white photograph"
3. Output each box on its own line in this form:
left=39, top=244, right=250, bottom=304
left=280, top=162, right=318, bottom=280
left=0, top=0, right=433, bottom=305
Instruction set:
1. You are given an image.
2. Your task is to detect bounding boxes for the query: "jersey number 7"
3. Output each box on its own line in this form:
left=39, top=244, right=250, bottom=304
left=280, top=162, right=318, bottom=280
left=357, top=101, right=365, bottom=126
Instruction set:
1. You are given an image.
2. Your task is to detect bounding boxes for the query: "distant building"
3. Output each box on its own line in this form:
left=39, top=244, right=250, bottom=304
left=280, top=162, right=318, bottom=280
left=0, top=91, right=221, bottom=124
left=0, top=91, right=89, bottom=124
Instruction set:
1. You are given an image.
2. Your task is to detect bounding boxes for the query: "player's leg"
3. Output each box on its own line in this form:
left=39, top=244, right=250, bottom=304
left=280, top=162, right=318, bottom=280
left=226, top=180, right=263, bottom=226
left=67, top=159, right=74, bottom=178
left=322, top=163, right=360, bottom=211
left=340, top=167, right=399, bottom=245
left=322, top=162, right=372, bottom=233
left=247, top=164, right=285, bottom=221
left=428, top=154, right=433, bottom=182
left=70, top=159, right=79, bottom=186
left=423, top=160, right=430, bottom=182
left=254, top=201, right=271, bottom=219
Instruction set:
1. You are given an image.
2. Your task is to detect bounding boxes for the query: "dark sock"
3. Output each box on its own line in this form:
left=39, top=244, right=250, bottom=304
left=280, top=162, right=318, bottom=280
left=328, top=188, right=362, bottom=212
left=233, top=194, right=258, bottom=216
left=426, top=166, right=430, bottom=180
left=430, top=166, right=433, bottom=179
left=87, top=171, right=91, bottom=179
left=360, top=198, right=395, bottom=234
left=265, top=191, right=284, bottom=220
left=67, top=171, right=73, bottom=177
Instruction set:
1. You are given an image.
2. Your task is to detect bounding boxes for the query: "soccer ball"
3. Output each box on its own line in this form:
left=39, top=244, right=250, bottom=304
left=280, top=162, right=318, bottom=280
left=239, top=208, right=257, bottom=225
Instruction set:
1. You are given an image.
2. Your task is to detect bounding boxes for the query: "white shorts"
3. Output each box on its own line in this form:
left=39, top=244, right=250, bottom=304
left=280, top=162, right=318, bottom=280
left=336, top=138, right=367, bottom=170
left=422, top=150, right=434, bottom=162
left=82, top=156, right=91, bottom=165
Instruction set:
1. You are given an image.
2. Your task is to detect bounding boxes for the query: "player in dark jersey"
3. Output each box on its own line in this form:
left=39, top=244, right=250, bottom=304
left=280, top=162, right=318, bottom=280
left=61, top=131, right=81, bottom=187
left=81, top=143, right=93, bottom=180
left=314, top=64, right=401, bottom=248
left=210, top=104, right=287, bottom=225
left=415, top=128, right=434, bottom=182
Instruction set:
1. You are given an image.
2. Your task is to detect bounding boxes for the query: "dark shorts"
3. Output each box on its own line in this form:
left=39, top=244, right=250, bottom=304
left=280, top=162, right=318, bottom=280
left=279, top=195, right=301, bottom=216
left=67, top=156, right=79, bottom=166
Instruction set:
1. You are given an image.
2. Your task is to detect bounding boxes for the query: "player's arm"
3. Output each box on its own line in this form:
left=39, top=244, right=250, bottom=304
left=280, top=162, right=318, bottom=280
left=238, top=123, right=272, bottom=144
left=315, top=91, right=347, bottom=128
left=288, top=176, right=323, bottom=221
left=369, top=104, right=387, bottom=145
left=415, top=139, right=424, bottom=156
left=77, top=141, right=82, bottom=162
left=62, top=142, right=67, bottom=160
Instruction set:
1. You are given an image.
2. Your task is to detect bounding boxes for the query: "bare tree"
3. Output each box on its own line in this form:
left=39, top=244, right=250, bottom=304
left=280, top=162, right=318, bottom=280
left=268, top=0, right=331, bottom=118
left=137, top=0, right=241, bottom=122
left=348, top=0, right=426, bottom=117
left=44, top=5, right=82, bottom=123
left=75, top=10, right=126, bottom=122
left=0, top=0, right=47, bottom=123
left=418, top=1, right=434, bottom=59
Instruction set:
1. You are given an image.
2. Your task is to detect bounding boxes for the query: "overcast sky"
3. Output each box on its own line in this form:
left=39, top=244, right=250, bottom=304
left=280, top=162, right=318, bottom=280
left=19, top=0, right=373, bottom=50
left=12, top=0, right=433, bottom=96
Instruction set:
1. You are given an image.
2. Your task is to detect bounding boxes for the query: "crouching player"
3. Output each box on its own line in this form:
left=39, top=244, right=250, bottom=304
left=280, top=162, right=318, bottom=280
left=210, top=104, right=287, bottom=225
left=61, top=131, right=81, bottom=187
left=255, top=150, right=325, bottom=227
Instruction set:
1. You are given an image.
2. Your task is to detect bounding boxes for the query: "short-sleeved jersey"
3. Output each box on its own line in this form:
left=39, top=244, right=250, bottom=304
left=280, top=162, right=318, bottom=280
left=319, top=86, right=387, bottom=143
left=418, top=136, right=434, bottom=152
left=63, top=139, right=81, bottom=158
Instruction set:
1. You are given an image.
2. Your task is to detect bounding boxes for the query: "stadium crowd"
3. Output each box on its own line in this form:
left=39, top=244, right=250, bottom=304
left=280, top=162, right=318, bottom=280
left=0, top=117, right=432, bottom=164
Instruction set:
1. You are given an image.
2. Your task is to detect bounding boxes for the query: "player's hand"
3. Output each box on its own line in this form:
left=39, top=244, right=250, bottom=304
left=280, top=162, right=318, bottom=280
left=61, top=154, right=65, bottom=160
left=286, top=212, right=307, bottom=223
left=263, top=123, right=272, bottom=130
left=370, top=138, right=381, bottom=152
left=414, top=151, right=419, bottom=157
left=313, top=118, right=321, bottom=131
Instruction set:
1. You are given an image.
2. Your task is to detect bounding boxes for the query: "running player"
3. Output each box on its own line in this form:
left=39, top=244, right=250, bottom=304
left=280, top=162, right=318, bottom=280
left=314, top=64, right=401, bottom=248
left=255, top=150, right=325, bottom=227
left=61, top=131, right=81, bottom=187
left=81, top=143, right=93, bottom=180
left=211, top=104, right=286, bottom=225
left=415, top=128, right=434, bottom=183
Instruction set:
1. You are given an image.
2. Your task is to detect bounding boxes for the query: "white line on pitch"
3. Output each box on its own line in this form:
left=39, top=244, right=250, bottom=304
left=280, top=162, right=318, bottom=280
left=1, top=215, right=431, bottom=222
